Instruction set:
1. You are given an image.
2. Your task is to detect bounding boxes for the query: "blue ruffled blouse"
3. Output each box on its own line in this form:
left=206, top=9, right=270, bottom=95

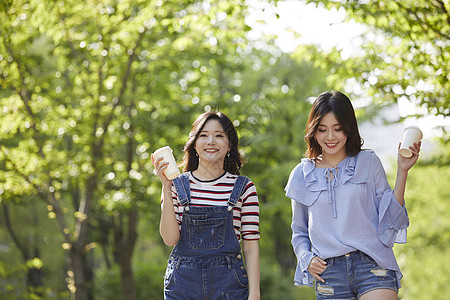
left=285, top=150, right=409, bottom=288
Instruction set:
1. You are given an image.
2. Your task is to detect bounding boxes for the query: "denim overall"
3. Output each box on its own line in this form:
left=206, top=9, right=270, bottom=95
left=164, top=173, right=250, bottom=300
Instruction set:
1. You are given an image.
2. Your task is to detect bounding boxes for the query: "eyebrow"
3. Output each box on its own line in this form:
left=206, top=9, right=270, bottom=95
left=200, top=129, right=225, bottom=133
left=318, top=124, right=340, bottom=127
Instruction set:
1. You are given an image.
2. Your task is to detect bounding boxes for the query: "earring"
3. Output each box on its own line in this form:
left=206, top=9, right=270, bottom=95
left=195, top=151, right=198, bottom=157
left=227, top=151, right=230, bottom=157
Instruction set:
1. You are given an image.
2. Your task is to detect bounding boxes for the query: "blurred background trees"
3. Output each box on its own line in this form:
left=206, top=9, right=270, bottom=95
left=0, top=0, right=448, bottom=299
left=305, top=0, right=449, bottom=118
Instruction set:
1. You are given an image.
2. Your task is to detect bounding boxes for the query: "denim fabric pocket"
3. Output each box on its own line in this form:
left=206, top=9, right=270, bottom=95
left=232, top=261, right=249, bottom=288
left=164, top=259, right=176, bottom=289
left=361, top=252, right=378, bottom=265
left=187, top=216, right=226, bottom=250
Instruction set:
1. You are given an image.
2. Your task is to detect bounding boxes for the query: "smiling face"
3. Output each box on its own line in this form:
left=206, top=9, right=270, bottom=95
left=305, top=91, right=362, bottom=159
left=194, top=119, right=230, bottom=166
left=315, top=112, right=348, bottom=159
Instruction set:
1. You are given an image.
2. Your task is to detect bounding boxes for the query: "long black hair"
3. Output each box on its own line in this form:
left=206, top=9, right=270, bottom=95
left=182, top=111, right=244, bottom=175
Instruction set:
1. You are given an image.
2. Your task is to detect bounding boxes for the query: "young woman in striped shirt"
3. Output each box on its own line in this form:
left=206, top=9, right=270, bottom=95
left=152, top=111, right=260, bottom=300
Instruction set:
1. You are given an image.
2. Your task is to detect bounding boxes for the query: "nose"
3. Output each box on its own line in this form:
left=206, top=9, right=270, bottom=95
left=207, top=135, right=215, bottom=144
left=327, top=130, right=335, bottom=140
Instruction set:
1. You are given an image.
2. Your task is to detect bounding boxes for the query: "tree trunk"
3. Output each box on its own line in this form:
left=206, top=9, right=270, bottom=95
left=117, top=101, right=138, bottom=300
left=27, top=248, right=44, bottom=292
left=119, top=249, right=136, bottom=300
left=113, top=210, right=138, bottom=300
left=2, top=203, right=44, bottom=296
left=70, top=243, right=94, bottom=300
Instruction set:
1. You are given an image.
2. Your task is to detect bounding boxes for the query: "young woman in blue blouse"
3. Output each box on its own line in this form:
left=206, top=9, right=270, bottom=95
left=285, top=91, right=421, bottom=299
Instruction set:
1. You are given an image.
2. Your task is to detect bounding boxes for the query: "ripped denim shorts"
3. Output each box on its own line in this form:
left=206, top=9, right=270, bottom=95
left=315, top=251, right=398, bottom=300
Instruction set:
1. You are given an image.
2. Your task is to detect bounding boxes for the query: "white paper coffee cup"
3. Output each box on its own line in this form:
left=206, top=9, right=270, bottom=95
left=153, top=146, right=180, bottom=180
left=399, top=126, right=423, bottom=158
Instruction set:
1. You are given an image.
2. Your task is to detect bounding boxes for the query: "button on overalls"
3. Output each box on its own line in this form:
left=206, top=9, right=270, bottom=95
left=164, top=173, right=250, bottom=300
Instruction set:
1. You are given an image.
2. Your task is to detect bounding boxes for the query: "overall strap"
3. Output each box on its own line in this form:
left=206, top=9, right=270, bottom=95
left=227, top=176, right=250, bottom=210
left=172, top=173, right=191, bottom=207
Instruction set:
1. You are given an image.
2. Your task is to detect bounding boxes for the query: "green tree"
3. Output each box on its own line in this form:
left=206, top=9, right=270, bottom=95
left=304, top=0, right=449, bottom=123
left=225, top=41, right=328, bottom=298
left=0, top=0, right=254, bottom=299
left=1, top=200, right=43, bottom=298
left=0, top=1, right=356, bottom=299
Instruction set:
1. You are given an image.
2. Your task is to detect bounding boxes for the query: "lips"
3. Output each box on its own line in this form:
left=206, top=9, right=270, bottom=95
left=325, top=143, right=338, bottom=148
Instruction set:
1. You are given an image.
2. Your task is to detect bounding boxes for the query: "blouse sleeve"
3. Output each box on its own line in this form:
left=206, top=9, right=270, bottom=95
left=291, top=199, right=315, bottom=286
left=369, top=152, right=409, bottom=247
left=240, top=180, right=260, bottom=240
left=285, top=163, right=315, bottom=286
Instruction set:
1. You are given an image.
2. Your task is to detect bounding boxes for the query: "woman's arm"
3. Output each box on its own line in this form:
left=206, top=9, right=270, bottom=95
left=243, top=239, right=260, bottom=300
left=371, top=143, right=420, bottom=247
left=159, top=184, right=180, bottom=246
left=393, top=141, right=421, bottom=205
left=152, top=154, right=180, bottom=246
left=291, top=200, right=318, bottom=284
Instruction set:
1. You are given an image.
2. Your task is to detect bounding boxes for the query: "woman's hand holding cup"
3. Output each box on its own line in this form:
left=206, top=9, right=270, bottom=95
left=152, top=146, right=180, bottom=185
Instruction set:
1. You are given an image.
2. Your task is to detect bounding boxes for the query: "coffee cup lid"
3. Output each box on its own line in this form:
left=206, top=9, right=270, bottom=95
left=403, top=126, right=423, bottom=139
left=153, top=146, right=172, bottom=155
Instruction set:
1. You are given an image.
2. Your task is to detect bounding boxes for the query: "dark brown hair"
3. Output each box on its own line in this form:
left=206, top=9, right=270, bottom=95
left=182, top=111, right=244, bottom=175
left=305, top=91, right=363, bottom=158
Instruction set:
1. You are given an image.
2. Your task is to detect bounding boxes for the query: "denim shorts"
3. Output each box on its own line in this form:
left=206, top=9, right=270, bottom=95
left=315, top=251, right=398, bottom=300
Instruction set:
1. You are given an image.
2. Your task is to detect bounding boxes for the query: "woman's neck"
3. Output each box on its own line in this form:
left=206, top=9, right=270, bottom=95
left=193, top=163, right=225, bottom=181
left=318, top=153, right=347, bottom=168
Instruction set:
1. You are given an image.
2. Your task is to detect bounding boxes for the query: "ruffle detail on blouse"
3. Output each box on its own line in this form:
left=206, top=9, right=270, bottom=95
left=285, top=159, right=326, bottom=207
left=306, top=152, right=371, bottom=215
left=294, top=257, right=314, bottom=287
left=340, top=152, right=370, bottom=185
left=286, top=152, right=372, bottom=213
left=378, top=190, right=409, bottom=247
left=300, top=159, right=328, bottom=206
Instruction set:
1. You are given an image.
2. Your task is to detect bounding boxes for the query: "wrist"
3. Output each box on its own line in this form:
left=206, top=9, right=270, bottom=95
left=162, top=184, right=172, bottom=193
left=397, top=165, right=409, bottom=174
left=248, top=291, right=260, bottom=300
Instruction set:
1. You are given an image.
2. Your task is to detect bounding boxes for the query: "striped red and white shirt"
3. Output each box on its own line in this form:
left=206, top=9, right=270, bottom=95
left=166, top=172, right=260, bottom=241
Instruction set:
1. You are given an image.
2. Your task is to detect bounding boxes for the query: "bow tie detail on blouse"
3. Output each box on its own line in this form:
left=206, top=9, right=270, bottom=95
left=324, top=168, right=339, bottom=218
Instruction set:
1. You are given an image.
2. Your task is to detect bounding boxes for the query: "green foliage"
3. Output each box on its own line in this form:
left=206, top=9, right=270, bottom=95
left=0, top=0, right=326, bottom=298
left=2, top=0, right=446, bottom=299
left=226, top=44, right=328, bottom=272
left=93, top=266, right=122, bottom=300
left=296, top=3, right=450, bottom=295
left=388, top=143, right=450, bottom=299
left=0, top=197, right=67, bottom=299
left=260, top=257, right=316, bottom=299
left=304, top=0, right=449, bottom=123
left=0, top=0, right=262, bottom=298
